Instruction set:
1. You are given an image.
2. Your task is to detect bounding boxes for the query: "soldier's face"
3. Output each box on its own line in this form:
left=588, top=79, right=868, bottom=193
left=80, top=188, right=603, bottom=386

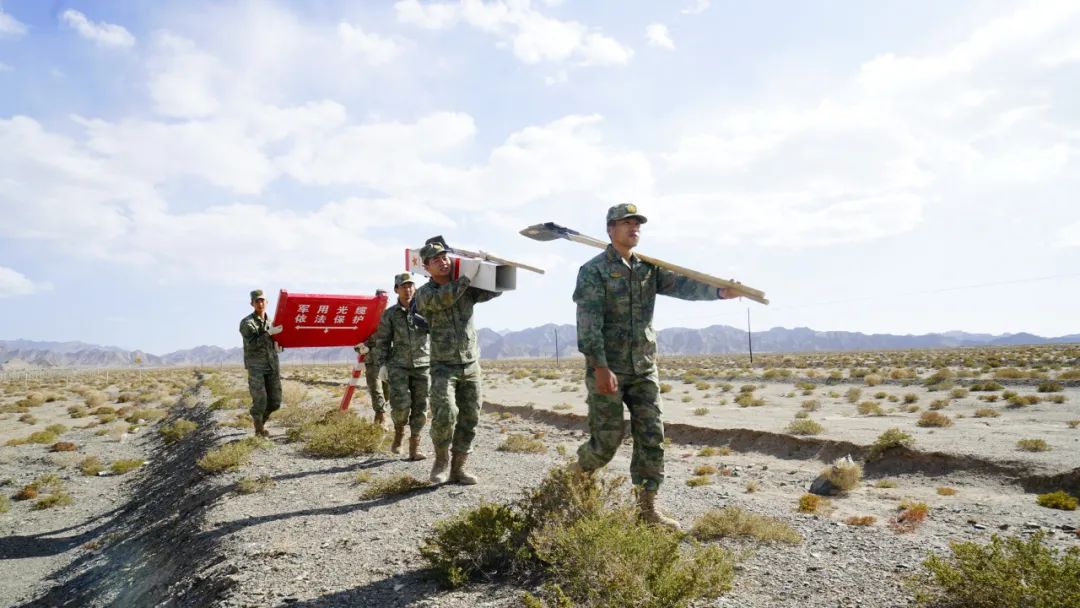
left=608, top=218, right=642, bottom=248
left=252, top=298, right=267, bottom=315
left=425, top=252, right=451, bottom=279
left=396, top=282, right=415, bottom=304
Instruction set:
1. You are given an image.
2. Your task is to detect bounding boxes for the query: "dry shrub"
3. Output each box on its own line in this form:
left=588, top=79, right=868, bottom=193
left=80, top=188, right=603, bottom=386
left=79, top=456, right=105, bottom=476
left=891, top=500, right=929, bottom=532
left=280, top=381, right=310, bottom=408
left=936, top=487, right=958, bottom=496
left=874, top=479, right=898, bottom=488
left=0, top=494, right=8, bottom=514
left=928, top=399, right=950, bottom=411
left=694, top=465, right=718, bottom=476
left=236, top=475, right=276, bottom=495
left=917, top=412, right=952, bottom=428
left=691, top=506, right=801, bottom=544
left=845, top=388, right=863, bottom=403
left=498, top=434, right=546, bottom=454
left=50, top=442, right=77, bottom=452
left=686, top=476, right=713, bottom=487
left=1016, top=438, right=1050, bottom=452
left=973, top=408, right=1000, bottom=418
left=786, top=419, right=824, bottom=435
left=32, top=492, right=74, bottom=510
left=800, top=399, right=821, bottom=411
left=845, top=515, right=876, bottom=526
left=125, top=408, right=166, bottom=424
left=798, top=493, right=828, bottom=513
left=110, top=459, right=144, bottom=475
left=821, top=456, right=862, bottom=492
left=864, top=374, right=883, bottom=387
left=914, top=532, right=1080, bottom=608
left=869, top=428, right=915, bottom=460
left=857, top=401, right=884, bottom=416
left=696, top=446, right=731, bottom=457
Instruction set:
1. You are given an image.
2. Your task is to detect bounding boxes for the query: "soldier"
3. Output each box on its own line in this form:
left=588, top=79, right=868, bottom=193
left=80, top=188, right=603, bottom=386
left=239, top=289, right=282, bottom=437
left=373, top=273, right=431, bottom=461
left=362, top=289, right=392, bottom=426
left=571, top=204, right=737, bottom=530
left=415, top=241, right=501, bottom=484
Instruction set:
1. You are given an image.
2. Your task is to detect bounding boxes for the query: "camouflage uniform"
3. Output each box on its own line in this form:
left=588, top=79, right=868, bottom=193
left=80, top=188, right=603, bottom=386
left=373, top=300, right=431, bottom=435
left=415, top=272, right=500, bottom=454
left=239, top=298, right=281, bottom=423
left=574, top=212, right=725, bottom=492
left=363, top=332, right=390, bottom=414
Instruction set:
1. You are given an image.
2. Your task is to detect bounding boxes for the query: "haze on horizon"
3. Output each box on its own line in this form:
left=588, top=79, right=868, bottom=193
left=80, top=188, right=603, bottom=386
left=1, top=0, right=1077, bottom=354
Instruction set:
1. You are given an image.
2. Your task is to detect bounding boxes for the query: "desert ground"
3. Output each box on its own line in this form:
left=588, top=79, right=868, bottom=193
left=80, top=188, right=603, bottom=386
left=1, top=344, right=1078, bottom=607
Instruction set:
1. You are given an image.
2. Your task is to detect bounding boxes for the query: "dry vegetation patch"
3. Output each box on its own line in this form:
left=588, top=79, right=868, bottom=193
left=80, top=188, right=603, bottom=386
left=690, top=507, right=801, bottom=544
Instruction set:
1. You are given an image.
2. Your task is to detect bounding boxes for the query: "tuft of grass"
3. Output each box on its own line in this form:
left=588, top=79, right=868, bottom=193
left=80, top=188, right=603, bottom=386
left=928, top=399, right=950, bottom=411
left=798, top=493, right=828, bottom=513
left=691, top=506, right=801, bottom=544
left=552, top=403, right=573, bottom=411
left=949, top=388, right=969, bottom=399
left=301, top=412, right=385, bottom=458
left=786, top=419, right=824, bottom=435
left=693, top=407, right=709, bottom=416
left=110, top=459, right=144, bottom=475
left=745, top=480, right=760, bottom=493
left=686, top=475, right=714, bottom=487
left=497, top=434, right=546, bottom=454
left=1036, top=381, right=1063, bottom=393
left=159, top=419, right=198, bottom=444
left=821, top=456, right=862, bottom=492
left=197, top=437, right=272, bottom=473
left=50, top=442, right=77, bottom=452
left=236, top=475, right=276, bottom=494
left=973, top=408, right=1000, bottom=418
left=936, top=487, right=958, bottom=496
left=1035, top=491, right=1077, bottom=511
left=361, top=474, right=430, bottom=499
left=891, top=500, right=929, bottom=532
left=845, top=515, right=876, bottom=526
left=659, top=383, right=673, bottom=394
left=78, top=456, right=105, bottom=476
left=845, top=387, right=863, bottom=403
left=1067, top=419, right=1080, bottom=429
left=693, top=464, right=718, bottom=476
left=32, top=492, right=74, bottom=510
left=874, top=479, right=898, bottom=488
left=1016, top=438, right=1050, bottom=452
left=857, top=401, right=885, bottom=416
left=917, top=411, right=952, bottom=428
left=696, top=446, right=731, bottom=457
left=914, top=532, right=1080, bottom=607
left=800, top=399, right=821, bottom=411
left=903, top=393, right=919, bottom=404
left=0, top=494, right=8, bottom=514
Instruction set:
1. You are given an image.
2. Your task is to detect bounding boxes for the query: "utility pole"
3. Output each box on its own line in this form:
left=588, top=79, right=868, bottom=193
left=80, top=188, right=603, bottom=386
left=746, top=307, right=754, bottom=366
left=553, top=326, right=560, bottom=369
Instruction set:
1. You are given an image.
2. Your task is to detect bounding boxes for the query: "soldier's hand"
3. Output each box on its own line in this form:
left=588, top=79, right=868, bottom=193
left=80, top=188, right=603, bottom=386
left=718, top=287, right=739, bottom=299
left=594, top=367, right=618, bottom=395
left=354, top=342, right=369, bottom=355
left=267, top=324, right=284, bottom=336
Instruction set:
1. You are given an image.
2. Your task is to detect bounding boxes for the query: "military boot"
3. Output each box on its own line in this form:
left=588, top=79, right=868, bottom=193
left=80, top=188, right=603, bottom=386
left=390, top=426, right=405, bottom=455
left=429, top=447, right=450, bottom=483
left=408, top=435, right=427, bottom=461
left=637, top=488, right=682, bottom=532
left=373, top=411, right=385, bottom=427
left=449, top=452, right=478, bottom=485
left=253, top=416, right=266, bottom=438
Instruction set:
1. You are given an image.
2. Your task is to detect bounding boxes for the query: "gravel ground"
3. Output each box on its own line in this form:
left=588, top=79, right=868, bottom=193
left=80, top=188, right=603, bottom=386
left=2, top=370, right=1078, bottom=607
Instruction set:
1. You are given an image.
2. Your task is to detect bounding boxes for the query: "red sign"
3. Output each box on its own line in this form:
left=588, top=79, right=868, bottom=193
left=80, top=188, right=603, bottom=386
left=271, top=290, right=388, bottom=349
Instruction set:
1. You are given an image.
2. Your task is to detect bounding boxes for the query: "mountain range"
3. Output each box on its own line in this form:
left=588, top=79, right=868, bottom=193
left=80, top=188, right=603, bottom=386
left=2, top=326, right=1078, bottom=369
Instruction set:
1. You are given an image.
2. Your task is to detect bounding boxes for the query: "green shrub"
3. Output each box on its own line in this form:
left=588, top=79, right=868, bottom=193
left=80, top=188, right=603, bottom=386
left=1035, top=491, right=1077, bottom=511
left=360, top=474, right=429, bottom=499
left=301, top=412, right=385, bottom=457
left=1036, top=382, right=1063, bottom=393
left=422, top=502, right=531, bottom=588
left=159, top=419, right=198, bottom=444
left=498, top=434, right=546, bottom=454
left=915, top=532, right=1080, bottom=607
left=786, top=419, right=824, bottom=435
left=110, top=459, right=144, bottom=475
left=78, top=456, right=105, bottom=476
left=531, top=510, right=736, bottom=608
left=1016, top=438, right=1050, bottom=452
left=869, top=428, right=915, bottom=459
left=32, top=492, right=74, bottom=510
left=197, top=437, right=271, bottom=473
left=691, top=507, right=801, bottom=544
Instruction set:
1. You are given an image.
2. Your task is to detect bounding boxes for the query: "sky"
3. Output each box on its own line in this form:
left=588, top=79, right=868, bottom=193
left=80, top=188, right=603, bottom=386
left=0, top=0, right=1078, bottom=354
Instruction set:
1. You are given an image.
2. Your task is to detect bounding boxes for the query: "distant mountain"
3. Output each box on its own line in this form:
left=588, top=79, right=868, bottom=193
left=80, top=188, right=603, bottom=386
left=2, top=327, right=1078, bottom=369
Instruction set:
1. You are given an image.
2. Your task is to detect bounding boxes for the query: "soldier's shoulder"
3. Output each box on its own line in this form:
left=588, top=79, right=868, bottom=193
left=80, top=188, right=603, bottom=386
left=579, top=250, right=609, bottom=272
left=240, top=312, right=256, bottom=324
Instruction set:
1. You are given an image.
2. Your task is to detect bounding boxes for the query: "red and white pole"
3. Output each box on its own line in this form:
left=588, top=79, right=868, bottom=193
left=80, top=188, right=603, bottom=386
left=339, top=351, right=366, bottom=411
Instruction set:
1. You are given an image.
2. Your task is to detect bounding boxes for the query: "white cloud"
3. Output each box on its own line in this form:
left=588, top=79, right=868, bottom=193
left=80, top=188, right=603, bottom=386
left=60, top=9, right=135, bottom=48
left=394, top=0, right=632, bottom=66
left=0, top=266, right=50, bottom=297
left=337, top=22, right=402, bottom=65
left=0, top=6, right=26, bottom=37
left=681, top=0, right=710, bottom=15
left=645, top=23, right=674, bottom=50
left=147, top=33, right=226, bottom=118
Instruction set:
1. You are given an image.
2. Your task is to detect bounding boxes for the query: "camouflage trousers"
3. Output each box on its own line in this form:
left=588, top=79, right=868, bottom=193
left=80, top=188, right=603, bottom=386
left=247, top=367, right=282, bottom=422
left=388, top=366, right=430, bottom=435
left=576, top=368, right=666, bottom=491
left=364, top=364, right=390, bottom=413
left=429, top=361, right=482, bottom=453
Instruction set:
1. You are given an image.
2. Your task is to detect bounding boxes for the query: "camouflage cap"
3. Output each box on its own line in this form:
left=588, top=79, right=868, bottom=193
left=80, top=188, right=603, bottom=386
left=606, top=203, right=647, bottom=224
left=375, top=289, right=388, bottom=296
left=250, top=289, right=266, bottom=303
left=394, top=272, right=416, bottom=287
left=419, top=241, right=447, bottom=263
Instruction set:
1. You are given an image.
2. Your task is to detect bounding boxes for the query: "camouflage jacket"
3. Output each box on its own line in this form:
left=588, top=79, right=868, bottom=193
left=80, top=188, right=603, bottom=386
left=239, top=312, right=279, bottom=372
left=363, top=332, right=379, bottom=368
left=415, top=277, right=501, bottom=364
left=372, top=301, right=430, bottom=369
left=574, top=245, right=721, bottom=376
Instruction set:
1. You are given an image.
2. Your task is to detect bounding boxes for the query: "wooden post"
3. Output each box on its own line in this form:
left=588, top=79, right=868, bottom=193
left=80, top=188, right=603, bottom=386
left=746, top=307, right=754, bottom=365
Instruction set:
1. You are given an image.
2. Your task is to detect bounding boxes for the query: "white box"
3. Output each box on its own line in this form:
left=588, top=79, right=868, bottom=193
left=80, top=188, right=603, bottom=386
left=405, top=249, right=517, bottom=292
